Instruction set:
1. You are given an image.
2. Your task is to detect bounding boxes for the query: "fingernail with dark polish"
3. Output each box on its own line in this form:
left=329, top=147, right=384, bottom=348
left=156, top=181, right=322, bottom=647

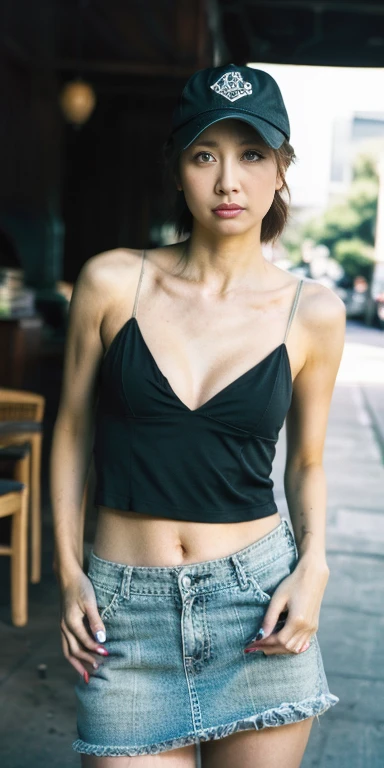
left=246, top=628, right=265, bottom=646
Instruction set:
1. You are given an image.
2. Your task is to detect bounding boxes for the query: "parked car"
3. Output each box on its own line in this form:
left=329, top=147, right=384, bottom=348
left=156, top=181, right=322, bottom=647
left=364, top=262, right=384, bottom=329
left=333, top=275, right=371, bottom=320
left=288, top=263, right=369, bottom=319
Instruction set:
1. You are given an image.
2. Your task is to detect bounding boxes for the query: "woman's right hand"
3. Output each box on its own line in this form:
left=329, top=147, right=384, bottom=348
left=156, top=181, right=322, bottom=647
left=59, top=569, right=109, bottom=683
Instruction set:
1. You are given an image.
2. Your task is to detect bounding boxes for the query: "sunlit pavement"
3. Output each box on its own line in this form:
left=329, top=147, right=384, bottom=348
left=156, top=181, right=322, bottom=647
left=274, top=321, right=384, bottom=768
left=0, top=321, right=383, bottom=767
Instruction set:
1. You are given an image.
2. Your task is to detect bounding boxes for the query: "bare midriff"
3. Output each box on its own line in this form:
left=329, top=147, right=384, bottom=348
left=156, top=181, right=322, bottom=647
left=92, top=506, right=282, bottom=567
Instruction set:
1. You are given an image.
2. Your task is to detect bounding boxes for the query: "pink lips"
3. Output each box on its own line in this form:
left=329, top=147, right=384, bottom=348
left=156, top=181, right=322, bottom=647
left=213, top=204, right=244, bottom=219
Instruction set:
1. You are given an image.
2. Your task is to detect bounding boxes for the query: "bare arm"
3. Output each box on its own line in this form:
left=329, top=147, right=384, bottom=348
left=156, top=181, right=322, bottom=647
left=49, top=253, right=124, bottom=682
left=50, top=256, right=106, bottom=588
left=244, top=282, right=346, bottom=656
left=284, top=283, right=346, bottom=566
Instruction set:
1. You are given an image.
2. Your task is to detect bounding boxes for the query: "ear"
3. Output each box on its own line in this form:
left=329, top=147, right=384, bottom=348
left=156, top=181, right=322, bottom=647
left=275, top=173, right=284, bottom=192
left=173, top=173, right=183, bottom=192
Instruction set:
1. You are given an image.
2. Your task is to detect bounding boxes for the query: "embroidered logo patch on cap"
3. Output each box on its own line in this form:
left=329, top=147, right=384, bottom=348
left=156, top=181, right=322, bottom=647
left=210, top=71, right=253, bottom=102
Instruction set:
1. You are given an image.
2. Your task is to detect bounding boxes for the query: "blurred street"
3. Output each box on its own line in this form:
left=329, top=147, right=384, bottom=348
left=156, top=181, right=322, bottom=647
left=0, top=321, right=383, bottom=768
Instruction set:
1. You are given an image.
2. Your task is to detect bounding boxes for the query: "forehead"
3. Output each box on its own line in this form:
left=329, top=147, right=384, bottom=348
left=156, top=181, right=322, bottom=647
left=191, top=118, right=268, bottom=147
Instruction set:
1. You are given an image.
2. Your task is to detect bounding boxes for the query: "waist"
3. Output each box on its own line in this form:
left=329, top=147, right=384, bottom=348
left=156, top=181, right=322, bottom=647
left=89, top=518, right=295, bottom=586
left=92, top=506, right=282, bottom=566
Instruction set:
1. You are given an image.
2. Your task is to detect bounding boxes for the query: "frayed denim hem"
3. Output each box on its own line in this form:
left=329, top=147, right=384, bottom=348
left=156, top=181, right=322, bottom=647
left=72, top=692, right=339, bottom=757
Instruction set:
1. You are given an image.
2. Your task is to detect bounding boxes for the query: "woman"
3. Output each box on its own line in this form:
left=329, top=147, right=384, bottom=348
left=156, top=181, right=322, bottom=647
left=50, top=64, right=345, bottom=767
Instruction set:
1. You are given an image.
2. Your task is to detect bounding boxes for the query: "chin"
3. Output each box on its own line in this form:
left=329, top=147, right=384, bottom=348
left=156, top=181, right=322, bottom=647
left=210, top=217, right=254, bottom=233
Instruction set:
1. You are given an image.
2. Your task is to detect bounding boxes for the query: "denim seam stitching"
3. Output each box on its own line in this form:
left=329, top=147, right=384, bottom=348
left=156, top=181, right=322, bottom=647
left=246, top=546, right=297, bottom=581
left=99, top=590, right=121, bottom=621
left=89, top=579, right=118, bottom=594
left=234, top=604, right=258, bottom=711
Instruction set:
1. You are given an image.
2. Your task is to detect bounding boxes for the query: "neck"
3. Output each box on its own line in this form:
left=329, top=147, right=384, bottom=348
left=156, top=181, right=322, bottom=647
left=176, top=227, right=271, bottom=293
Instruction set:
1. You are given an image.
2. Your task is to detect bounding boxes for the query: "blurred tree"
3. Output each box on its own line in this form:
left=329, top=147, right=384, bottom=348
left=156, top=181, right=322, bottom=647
left=333, top=237, right=375, bottom=282
left=282, top=152, right=379, bottom=284
left=353, top=153, right=378, bottom=182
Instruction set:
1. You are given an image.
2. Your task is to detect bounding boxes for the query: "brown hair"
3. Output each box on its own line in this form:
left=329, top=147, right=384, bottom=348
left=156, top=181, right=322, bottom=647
left=161, top=132, right=296, bottom=244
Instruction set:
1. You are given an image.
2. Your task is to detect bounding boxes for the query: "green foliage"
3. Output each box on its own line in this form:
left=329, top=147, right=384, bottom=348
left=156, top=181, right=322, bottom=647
left=348, top=178, right=379, bottom=244
left=333, top=238, right=375, bottom=281
left=305, top=205, right=361, bottom=250
left=352, top=153, right=378, bottom=182
left=286, top=151, right=379, bottom=281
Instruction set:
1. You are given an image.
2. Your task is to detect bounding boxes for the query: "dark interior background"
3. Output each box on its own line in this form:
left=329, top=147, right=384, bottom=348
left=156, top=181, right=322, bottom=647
left=1, top=0, right=384, bottom=286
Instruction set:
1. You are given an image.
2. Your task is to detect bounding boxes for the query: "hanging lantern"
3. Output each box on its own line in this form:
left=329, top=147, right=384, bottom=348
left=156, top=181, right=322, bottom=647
left=59, top=78, right=96, bottom=125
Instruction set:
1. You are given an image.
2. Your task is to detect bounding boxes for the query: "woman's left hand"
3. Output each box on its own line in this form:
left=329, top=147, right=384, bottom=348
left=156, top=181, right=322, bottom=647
left=244, top=557, right=330, bottom=656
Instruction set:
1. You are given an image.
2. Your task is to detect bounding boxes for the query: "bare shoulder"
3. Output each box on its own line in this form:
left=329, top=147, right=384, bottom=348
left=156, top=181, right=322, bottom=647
left=65, top=247, right=144, bottom=358
left=299, top=277, right=346, bottom=360
left=300, top=277, right=346, bottom=327
left=77, top=247, right=144, bottom=308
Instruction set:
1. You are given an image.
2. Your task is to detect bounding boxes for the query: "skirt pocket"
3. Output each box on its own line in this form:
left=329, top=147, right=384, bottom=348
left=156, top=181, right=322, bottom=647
left=90, top=579, right=123, bottom=624
left=248, top=543, right=298, bottom=604
left=243, top=545, right=298, bottom=645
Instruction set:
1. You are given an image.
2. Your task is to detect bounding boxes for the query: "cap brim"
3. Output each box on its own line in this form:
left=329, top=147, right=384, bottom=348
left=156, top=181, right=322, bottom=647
left=172, top=110, right=287, bottom=150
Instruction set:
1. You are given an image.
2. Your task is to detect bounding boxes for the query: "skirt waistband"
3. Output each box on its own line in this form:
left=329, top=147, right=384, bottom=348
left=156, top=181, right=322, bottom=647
left=88, top=518, right=296, bottom=596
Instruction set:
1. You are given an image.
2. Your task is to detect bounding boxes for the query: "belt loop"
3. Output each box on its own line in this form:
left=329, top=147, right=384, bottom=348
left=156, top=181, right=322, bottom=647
left=230, top=554, right=250, bottom=591
left=283, top=519, right=297, bottom=553
left=284, top=518, right=293, bottom=539
left=120, top=566, right=133, bottom=600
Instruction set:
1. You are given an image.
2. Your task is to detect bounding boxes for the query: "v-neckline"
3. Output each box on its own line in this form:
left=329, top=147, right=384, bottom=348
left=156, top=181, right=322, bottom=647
left=102, top=316, right=292, bottom=414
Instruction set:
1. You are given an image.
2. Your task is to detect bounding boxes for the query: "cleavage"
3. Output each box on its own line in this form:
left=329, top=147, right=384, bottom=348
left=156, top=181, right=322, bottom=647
left=132, top=316, right=286, bottom=412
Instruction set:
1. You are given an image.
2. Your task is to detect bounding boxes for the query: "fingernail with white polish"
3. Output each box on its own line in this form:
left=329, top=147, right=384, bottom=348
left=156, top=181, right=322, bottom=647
left=95, top=630, right=106, bottom=643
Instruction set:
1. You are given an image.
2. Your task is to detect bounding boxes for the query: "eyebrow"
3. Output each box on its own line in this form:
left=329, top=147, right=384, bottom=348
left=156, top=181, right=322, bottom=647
left=191, top=138, right=267, bottom=148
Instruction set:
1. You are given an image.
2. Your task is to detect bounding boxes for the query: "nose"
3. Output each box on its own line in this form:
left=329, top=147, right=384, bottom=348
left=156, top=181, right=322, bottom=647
left=214, top=157, right=240, bottom=196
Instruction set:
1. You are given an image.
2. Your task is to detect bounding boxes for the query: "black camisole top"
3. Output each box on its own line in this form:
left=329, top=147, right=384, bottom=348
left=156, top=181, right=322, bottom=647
left=93, top=250, right=304, bottom=523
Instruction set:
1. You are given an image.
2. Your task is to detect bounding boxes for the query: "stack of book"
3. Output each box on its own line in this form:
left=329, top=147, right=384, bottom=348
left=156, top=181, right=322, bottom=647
left=0, top=268, right=35, bottom=317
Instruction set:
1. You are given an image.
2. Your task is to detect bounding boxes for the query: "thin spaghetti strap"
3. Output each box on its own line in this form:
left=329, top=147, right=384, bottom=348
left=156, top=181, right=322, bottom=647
left=132, top=249, right=146, bottom=319
left=283, top=278, right=304, bottom=344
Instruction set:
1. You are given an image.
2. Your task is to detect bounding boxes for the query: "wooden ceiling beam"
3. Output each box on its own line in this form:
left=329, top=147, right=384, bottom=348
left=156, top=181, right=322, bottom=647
left=130, top=0, right=177, bottom=62
left=53, top=59, right=198, bottom=77
left=221, top=0, right=384, bottom=16
left=84, top=0, right=145, bottom=60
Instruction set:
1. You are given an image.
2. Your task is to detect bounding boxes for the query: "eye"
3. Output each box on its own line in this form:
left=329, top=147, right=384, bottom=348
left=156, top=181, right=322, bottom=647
left=194, top=152, right=215, bottom=163
left=242, top=150, right=264, bottom=162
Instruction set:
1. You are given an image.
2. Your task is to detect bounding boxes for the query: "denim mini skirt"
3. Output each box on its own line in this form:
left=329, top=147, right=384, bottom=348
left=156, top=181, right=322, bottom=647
left=72, top=519, right=338, bottom=758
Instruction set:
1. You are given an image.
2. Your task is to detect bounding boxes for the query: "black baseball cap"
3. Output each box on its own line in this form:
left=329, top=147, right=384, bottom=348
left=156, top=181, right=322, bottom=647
left=168, top=63, right=290, bottom=151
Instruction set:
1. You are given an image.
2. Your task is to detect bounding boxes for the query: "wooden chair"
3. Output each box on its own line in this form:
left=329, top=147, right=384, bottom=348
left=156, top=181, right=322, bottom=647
left=0, top=468, right=29, bottom=626
left=0, top=389, right=45, bottom=584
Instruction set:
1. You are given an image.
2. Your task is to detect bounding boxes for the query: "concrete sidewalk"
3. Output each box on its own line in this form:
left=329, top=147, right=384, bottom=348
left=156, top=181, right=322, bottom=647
left=273, top=324, right=384, bottom=767
left=0, top=323, right=383, bottom=767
